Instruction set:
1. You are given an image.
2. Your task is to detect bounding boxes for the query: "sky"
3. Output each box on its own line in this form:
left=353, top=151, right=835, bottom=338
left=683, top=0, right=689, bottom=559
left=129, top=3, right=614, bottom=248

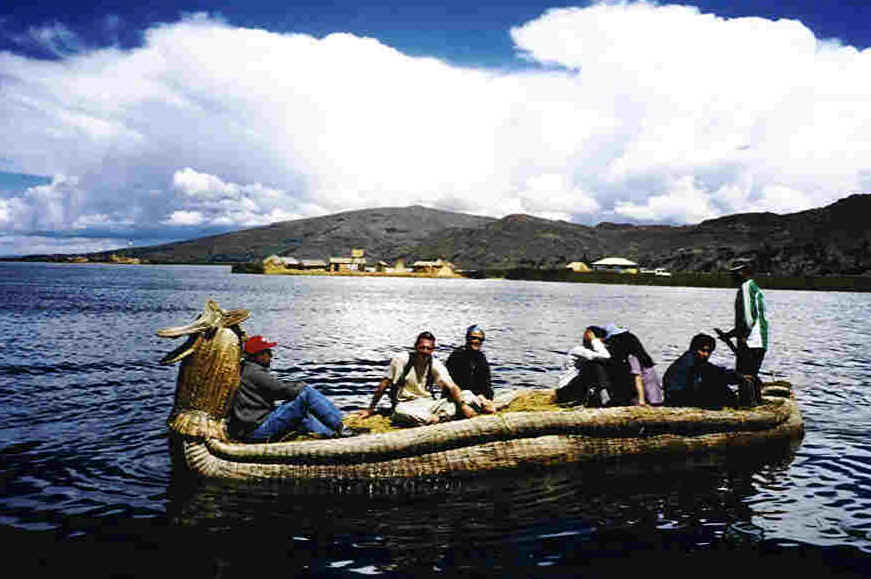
left=1, top=1, right=870, bottom=256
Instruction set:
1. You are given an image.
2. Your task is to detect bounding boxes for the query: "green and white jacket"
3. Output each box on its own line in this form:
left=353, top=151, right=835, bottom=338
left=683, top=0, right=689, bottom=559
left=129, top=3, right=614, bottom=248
left=734, top=279, right=768, bottom=350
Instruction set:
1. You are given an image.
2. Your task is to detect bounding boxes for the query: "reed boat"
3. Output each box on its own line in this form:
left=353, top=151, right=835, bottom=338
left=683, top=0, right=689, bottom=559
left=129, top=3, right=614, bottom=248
left=161, top=301, right=804, bottom=484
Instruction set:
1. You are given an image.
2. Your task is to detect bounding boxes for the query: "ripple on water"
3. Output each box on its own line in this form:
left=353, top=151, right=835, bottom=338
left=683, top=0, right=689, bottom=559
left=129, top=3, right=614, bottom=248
left=1, top=265, right=871, bottom=565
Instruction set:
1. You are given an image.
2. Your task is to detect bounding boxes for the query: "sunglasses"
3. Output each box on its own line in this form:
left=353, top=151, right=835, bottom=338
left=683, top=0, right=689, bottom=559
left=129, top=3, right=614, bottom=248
left=698, top=347, right=713, bottom=353
left=468, top=336, right=485, bottom=342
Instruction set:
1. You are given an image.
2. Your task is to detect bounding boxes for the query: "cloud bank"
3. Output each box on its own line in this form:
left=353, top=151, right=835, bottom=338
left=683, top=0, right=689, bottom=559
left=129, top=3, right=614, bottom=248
left=1, top=2, right=870, bottom=255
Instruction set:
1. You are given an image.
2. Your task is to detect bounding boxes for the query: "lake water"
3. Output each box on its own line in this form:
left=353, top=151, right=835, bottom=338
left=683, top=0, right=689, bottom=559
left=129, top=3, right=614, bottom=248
left=2, top=262, right=870, bottom=576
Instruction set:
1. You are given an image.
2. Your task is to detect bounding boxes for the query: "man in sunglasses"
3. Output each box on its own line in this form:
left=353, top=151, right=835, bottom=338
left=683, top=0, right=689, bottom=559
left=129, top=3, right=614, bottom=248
left=662, top=333, right=745, bottom=408
left=357, top=331, right=495, bottom=426
left=446, top=325, right=494, bottom=401
left=227, top=335, right=355, bottom=441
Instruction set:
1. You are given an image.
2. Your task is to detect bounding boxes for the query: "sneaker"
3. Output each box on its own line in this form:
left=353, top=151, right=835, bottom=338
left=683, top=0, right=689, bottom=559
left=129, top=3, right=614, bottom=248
left=335, top=426, right=370, bottom=438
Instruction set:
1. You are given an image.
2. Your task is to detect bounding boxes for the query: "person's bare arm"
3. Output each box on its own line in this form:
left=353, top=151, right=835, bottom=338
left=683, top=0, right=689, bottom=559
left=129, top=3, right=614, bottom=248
left=439, top=378, right=477, bottom=418
left=355, top=377, right=391, bottom=418
left=635, top=375, right=647, bottom=406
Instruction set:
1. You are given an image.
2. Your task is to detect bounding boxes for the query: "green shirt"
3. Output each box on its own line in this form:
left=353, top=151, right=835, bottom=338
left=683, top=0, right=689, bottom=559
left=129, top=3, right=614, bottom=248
left=734, top=279, right=768, bottom=350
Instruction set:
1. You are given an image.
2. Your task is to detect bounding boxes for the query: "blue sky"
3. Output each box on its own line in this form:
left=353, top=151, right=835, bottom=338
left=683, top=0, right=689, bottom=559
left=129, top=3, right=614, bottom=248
left=1, top=1, right=870, bottom=256
left=5, top=1, right=871, bottom=66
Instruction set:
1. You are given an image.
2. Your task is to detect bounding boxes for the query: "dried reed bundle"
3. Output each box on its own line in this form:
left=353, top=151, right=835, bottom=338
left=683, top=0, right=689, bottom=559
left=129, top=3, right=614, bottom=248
left=160, top=302, right=803, bottom=483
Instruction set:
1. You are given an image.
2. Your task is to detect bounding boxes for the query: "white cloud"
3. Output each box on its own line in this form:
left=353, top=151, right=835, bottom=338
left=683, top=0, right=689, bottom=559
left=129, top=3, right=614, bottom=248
left=14, top=22, right=86, bottom=57
left=509, top=173, right=601, bottom=221
left=1, top=4, right=870, bottom=254
left=510, top=1, right=871, bottom=220
left=0, top=235, right=127, bottom=256
left=173, top=168, right=242, bottom=200
left=0, top=175, right=81, bottom=232
left=164, top=210, right=205, bottom=226
left=72, top=213, right=115, bottom=228
left=614, top=176, right=719, bottom=223
left=756, top=184, right=815, bottom=214
left=168, top=168, right=307, bottom=226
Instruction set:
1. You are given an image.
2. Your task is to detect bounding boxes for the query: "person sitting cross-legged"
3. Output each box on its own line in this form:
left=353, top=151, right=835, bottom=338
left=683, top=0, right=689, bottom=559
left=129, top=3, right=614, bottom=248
left=446, top=324, right=494, bottom=401
left=356, top=331, right=495, bottom=426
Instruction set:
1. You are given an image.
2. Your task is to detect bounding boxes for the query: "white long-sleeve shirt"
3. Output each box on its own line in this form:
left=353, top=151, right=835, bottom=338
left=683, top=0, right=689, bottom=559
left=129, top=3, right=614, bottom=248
left=556, top=338, right=610, bottom=389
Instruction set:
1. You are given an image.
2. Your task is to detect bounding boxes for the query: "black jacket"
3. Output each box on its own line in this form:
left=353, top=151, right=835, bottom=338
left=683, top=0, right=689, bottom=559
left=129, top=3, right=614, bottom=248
left=227, top=360, right=306, bottom=440
left=445, top=346, right=493, bottom=400
left=662, top=351, right=739, bottom=408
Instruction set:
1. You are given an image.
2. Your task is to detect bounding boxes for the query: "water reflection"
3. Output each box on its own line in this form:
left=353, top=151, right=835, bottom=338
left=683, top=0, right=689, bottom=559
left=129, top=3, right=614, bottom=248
left=165, top=443, right=801, bottom=574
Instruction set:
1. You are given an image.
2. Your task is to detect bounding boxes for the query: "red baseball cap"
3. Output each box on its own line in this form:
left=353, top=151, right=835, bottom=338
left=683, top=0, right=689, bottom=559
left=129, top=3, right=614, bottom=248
left=243, top=335, right=277, bottom=354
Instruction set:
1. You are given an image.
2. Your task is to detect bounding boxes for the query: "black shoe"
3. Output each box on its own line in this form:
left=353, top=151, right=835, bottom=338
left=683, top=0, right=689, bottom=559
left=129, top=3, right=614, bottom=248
left=336, top=426, right=370, bottom=438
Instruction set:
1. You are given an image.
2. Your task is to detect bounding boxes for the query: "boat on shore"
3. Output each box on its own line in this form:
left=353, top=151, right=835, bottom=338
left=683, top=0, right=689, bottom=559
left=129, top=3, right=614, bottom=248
left=161, top=301, right=804, bottom=484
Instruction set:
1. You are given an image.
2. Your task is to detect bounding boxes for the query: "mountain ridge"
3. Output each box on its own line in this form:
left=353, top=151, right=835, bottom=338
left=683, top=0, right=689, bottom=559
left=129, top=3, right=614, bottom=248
left=25, top=194, right=871, bottom=275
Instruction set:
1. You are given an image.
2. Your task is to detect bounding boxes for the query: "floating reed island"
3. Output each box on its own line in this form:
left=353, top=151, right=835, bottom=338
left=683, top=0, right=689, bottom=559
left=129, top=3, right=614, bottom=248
left=160, top=301, right=804, bottom=485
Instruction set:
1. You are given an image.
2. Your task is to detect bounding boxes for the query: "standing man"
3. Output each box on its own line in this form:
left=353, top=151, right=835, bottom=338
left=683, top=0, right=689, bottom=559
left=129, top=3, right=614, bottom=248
left=356, top=331, right=495, bottom=426
left=446, top=325, right=494, bottom=401
left=227, top=335, right=353, bottom=441
left=722, top=260, right=768, bottom=386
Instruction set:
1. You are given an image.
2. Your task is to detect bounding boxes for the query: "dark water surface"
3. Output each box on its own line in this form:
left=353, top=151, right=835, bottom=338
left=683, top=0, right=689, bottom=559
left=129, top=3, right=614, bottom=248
left=2, top=262, right=870, bottom=576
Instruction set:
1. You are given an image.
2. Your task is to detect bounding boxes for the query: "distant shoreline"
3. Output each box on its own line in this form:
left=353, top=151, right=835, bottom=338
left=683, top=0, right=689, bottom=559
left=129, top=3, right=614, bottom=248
left=4, top=259, right=870, bottom=291
left=245, top=264, right=464, bottom=279
left=235, top=262, right=871, bottom=291
left=480, top=268, right=871, bottom=293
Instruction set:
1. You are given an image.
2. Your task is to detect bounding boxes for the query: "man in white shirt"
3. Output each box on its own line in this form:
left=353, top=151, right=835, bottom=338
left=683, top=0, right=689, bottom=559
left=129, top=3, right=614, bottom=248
left=356, top=331, right=495, bottom=426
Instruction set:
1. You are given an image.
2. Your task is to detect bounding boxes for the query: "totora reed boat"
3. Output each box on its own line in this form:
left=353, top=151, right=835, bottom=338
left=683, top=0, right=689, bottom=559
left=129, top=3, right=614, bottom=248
left=161, top=300, right=804, bottom=484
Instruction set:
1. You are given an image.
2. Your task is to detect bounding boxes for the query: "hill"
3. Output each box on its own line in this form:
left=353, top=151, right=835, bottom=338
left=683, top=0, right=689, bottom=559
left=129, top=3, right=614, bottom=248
left=111, top=205, right=495, bottom=264
left=22, top=194, right=871, bottom=275
left=410, top=194, right=871, bottom=275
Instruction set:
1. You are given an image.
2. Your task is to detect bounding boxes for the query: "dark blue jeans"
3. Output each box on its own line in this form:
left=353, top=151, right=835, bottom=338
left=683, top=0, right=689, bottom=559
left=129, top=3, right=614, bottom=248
left=246, top=385, right=343, bottom=441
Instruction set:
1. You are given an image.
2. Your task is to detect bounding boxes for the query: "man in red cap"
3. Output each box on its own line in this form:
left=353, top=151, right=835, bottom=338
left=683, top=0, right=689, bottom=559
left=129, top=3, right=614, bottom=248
left=227, top=335, right=353, bottom=441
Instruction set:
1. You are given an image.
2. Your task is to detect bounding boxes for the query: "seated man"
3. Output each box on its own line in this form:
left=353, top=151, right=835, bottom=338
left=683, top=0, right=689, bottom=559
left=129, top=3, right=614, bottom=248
left=446, top=325, right=494, bottom=401
left=663, top=333, right=743, bottom=409
left=227, top=335, right=352, bottom=441
left=356, top=331, right=495, bottom=426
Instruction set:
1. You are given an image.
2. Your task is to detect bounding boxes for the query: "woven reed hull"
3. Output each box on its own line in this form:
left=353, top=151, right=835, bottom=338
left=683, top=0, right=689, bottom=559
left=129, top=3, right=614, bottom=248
left=171, top=396, right=804, bottom=483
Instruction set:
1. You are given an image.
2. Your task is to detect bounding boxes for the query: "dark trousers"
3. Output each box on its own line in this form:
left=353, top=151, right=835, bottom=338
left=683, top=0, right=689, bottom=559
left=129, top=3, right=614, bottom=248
left=736, top=346, right=765, bottom=406
left=555, top=361, right=611, bottom=405
left=667, top=377, right=738, bottom=410
left=736, top=346, right=765, bottom=376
